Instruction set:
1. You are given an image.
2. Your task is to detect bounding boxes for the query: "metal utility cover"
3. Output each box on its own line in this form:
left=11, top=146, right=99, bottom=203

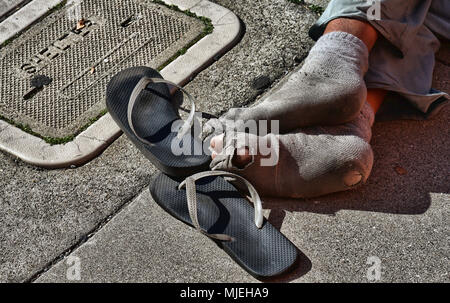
left=0, top=0, right=204, bottom=138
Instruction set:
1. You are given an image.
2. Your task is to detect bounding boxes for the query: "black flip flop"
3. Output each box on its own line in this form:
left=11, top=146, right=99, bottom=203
left=150, top=170, right=299, bottom=279
left=106, top=66, right=211, bottom=177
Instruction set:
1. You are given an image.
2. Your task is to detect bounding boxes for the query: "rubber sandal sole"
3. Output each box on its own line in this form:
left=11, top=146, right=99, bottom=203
left=106, top=66, right=211, bottom=177
left=149, top=172, right=299, bottom=279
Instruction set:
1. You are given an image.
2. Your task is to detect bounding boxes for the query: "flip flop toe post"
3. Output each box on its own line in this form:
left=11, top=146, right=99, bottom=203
left=150, top=171, right=299, bottom=279
left=106, top=66, right=211, bottom=177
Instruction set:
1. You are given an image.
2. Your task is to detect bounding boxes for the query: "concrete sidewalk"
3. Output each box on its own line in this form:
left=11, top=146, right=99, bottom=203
left=1, top=0, right=449, bottom=283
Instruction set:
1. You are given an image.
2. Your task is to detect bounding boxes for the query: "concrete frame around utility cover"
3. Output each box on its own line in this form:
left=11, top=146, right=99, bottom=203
left=1, top=0, right=204, bottom=138
left=0, top=0, right=242, bottom=168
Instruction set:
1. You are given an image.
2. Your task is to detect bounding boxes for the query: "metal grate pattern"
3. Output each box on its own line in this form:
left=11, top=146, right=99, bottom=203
left=0, top=0, right=203, bottom=137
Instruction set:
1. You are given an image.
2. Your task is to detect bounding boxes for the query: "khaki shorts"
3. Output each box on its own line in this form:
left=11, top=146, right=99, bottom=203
left=310, top=0, right=450, bottom=120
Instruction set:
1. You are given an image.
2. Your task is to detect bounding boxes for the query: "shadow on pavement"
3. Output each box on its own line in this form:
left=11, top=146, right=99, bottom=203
left=259, top=248, right=312, bottom=283
left=252, top=104, right=449, bottom=282
left=262, top=107, right=449, bottom=216
left=252, top=42, right=449, bottom=282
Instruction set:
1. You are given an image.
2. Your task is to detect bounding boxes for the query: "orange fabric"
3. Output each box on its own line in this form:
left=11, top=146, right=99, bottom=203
left=367, top=88, right=386, bottom=113
left=324, top=18, right=378, bottom=51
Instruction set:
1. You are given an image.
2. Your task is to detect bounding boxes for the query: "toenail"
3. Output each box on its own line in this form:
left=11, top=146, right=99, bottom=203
left=344, top=171, right=363, bottom=187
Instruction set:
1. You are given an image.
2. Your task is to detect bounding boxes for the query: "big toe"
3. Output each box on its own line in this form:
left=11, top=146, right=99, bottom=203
left=210, top=134, right=224, bottom=159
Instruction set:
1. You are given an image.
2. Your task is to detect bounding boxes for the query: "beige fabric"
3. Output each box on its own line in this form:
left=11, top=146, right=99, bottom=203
left=179, top=171, right=264, bottom=242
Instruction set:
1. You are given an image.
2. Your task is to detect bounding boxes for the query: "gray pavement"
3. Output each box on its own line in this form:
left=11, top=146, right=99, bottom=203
left=0, top=136, right=157, bottom=282
left=36, top=89, right=450, bottom=283
left=0, top=0, right=316, bottom=282
left=1, top=0, right=449, bottom=283
left=0, top=0, right=26, bottom=18
left=36, top=189, right=262, bottom=283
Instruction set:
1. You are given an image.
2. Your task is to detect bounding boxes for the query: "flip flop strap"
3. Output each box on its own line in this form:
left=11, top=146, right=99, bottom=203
left=179, top=171, right=264, bottom=242
left=128, top=77, right=197, bottom=146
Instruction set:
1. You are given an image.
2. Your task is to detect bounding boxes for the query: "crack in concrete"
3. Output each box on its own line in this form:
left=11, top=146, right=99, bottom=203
left=79, top=134, right=107, bottom=144
left=73, top=141, right=82, bottom=156
left=26, top=188, right=146, bottom=283
left=0, top=121, right=11, bottom=133
left=0, top=0, right=34, bottom=24
left=5, top=0, right=316, bottom=283
left=0, top=125, right=10, bottom=134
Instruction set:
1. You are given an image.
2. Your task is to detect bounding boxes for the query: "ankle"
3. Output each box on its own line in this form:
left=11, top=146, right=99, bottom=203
left=309, top=31, right=369, bottom=74
left=324, top=18, right=378, bottom=51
